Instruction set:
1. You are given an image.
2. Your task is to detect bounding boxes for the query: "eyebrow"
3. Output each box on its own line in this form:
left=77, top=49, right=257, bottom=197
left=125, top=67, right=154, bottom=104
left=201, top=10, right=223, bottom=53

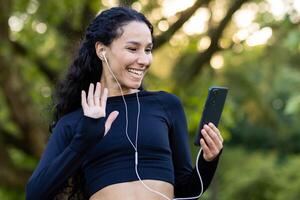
left=126, top=41, right=153, bottom=47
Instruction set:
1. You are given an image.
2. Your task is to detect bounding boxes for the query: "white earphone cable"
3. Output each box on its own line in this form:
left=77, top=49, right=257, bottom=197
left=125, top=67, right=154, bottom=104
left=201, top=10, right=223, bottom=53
left=103, top=54, right=204, bottom=200
left=103, top=55, right=137, bottom=151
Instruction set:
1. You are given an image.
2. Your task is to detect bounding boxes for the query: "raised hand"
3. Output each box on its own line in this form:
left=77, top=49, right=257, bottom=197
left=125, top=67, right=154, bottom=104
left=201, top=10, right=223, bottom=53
left=81, top=82, right=119, bottom=135
left=200, top=123, right=223, bottom=161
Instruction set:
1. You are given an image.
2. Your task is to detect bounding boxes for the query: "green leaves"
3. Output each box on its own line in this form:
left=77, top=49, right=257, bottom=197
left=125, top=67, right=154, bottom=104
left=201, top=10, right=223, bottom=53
left=218, top=147, right=300, bottom=200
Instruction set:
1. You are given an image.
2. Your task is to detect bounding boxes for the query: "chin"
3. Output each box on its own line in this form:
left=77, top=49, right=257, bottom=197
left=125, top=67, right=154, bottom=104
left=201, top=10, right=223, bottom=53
left=128, top=81, right=142, bottom=90
left=132, top=84, right=142, bottom=89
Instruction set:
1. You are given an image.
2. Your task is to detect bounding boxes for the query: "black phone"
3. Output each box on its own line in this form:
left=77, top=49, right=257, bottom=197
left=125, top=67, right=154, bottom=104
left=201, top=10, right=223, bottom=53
left=194, top=86, right=228, bottom=146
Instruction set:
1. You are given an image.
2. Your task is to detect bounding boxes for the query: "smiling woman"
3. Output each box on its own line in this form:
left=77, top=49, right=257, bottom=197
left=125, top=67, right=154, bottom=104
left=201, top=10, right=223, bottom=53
left=25, top=6, right=223, bottom=200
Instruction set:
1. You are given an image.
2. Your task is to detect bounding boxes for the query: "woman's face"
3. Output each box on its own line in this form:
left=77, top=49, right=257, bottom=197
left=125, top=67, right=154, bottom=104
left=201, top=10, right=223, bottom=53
left=101, top=21, right=153, bottom=90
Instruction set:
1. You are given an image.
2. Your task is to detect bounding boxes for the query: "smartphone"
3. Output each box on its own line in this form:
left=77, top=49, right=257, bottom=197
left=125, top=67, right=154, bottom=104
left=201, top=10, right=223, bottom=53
left=194, top=86, right=228, bottom=146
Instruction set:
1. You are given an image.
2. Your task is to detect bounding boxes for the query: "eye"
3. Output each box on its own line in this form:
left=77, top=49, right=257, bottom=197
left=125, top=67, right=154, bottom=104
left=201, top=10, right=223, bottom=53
left=126, top=47, right=137, bottom=52
left=145, top=48, right=152, bottom=54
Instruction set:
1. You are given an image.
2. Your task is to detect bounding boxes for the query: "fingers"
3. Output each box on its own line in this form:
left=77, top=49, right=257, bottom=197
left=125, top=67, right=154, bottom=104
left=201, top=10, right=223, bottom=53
left=87, top=83, right=95, bottom=106
left=200, top=123, right=223, bottom=161
left=81, top=82, right=109, bottom=119
left=94, top=82, right=101, bottom=107
left=81, top=90, right=88, bottom=110
left=200, top=138, right=214, bottom=160
left=83, top=82, right=108, bottom=107
left=204, top=124, right=223, bottom=149
left=208, top=122, right=223, bottom=143
left=104, top=111, right=119, bottom=135
left=201, top=129, right=220, bottom=153
left=101, top=88, right=108, bottom=109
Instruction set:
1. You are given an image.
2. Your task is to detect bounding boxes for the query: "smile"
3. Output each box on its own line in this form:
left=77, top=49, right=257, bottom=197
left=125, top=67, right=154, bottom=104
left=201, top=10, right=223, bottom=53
left=127, top=68, right=144, bottom=76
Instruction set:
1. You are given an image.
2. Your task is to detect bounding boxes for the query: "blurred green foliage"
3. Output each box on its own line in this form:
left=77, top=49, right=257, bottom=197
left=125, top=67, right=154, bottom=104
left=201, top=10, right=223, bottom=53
left=1, top=0, right=300, bottom=199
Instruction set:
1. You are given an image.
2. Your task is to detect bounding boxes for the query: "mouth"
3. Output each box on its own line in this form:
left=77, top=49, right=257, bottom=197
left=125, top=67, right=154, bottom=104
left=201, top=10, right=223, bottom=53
left=127, top=68, right=145, bottom=78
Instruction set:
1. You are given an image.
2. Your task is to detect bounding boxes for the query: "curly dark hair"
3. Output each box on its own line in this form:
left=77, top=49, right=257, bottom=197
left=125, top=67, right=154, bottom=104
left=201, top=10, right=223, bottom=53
left=50, top=6, right=153, bottom=200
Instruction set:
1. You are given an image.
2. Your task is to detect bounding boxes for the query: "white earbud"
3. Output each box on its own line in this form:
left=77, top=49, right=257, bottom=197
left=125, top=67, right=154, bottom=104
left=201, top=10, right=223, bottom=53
left=97, top=48, right=106, bottom=61
left=101, top=51, right=106, bottom=59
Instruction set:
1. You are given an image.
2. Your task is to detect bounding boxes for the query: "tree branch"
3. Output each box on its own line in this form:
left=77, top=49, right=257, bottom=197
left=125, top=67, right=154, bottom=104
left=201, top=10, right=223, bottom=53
left=0, top=127, right=34, bottom=156
left=56, top=1, right=95, bottom=45
left=0, top=62, right=48, bottom=157
left=0, top=9, right=48, bottom=158
left=176, top=0, right=249, bottom=85
left=154, top=0, right=210, bottom=50
left=10, top=40, right=58, bottom=84
left=118, top=0, right=137, bottom=6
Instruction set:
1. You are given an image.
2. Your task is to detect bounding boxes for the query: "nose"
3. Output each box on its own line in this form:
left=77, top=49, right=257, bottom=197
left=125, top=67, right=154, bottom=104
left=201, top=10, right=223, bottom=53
left=137, top=52, right=152, bottom=66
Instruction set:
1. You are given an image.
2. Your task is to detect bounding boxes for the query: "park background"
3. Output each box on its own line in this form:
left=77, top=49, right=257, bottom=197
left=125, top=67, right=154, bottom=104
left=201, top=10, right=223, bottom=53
left=1, top=0, right=300, bottom=199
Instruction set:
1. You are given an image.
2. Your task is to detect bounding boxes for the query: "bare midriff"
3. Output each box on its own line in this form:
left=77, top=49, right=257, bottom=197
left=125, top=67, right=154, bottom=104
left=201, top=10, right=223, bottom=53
left=89, top=180, right=174, bottom=200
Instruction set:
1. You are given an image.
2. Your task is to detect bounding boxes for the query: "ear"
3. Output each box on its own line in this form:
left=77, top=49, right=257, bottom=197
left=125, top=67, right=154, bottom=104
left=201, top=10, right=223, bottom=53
left=95, top=41, right=106, bottom=59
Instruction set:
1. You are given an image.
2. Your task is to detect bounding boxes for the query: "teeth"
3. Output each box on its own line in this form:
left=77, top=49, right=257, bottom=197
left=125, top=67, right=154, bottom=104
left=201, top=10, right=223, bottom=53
left=127, top=68, right=143, bottom=76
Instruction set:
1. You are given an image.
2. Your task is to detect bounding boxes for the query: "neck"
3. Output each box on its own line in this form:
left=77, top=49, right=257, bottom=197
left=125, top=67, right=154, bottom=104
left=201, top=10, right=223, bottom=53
left=100, top=75, right=139, bottom=97
left=107, top=87, right=139, bottom=97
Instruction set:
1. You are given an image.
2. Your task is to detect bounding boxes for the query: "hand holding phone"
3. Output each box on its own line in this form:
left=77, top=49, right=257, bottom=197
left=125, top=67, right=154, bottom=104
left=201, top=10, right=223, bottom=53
left=194, top=86, right=228, bottom=146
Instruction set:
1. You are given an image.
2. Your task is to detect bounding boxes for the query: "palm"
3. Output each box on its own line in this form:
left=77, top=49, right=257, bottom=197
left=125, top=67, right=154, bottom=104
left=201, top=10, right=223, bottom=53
left=81, top=82, right=108, bottom=119
left=81, top=82, right=119, bottom=135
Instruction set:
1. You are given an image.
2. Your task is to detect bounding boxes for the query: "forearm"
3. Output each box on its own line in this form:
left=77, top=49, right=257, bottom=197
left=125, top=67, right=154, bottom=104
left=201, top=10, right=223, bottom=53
left=174, top=150, right=221, bottom=197
left=26, top=147, right=85, bottom=200
left=26, top=116, right=105, bottom=200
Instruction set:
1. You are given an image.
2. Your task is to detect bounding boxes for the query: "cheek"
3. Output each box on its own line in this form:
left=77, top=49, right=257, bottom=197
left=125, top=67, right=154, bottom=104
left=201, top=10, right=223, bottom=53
left=148, top=55, right=153, bottom=64
left=116, top=52, right=136, bottom=65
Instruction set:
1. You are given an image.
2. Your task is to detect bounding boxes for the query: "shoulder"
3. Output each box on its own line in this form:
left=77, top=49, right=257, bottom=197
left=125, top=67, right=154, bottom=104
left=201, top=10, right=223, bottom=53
left=143, top=89, right=181, bottom=102
left=143, top=90, right=184, bottom=117
left=147, top=91, right=187, bottom=129
left=148, top=90, right=183, bottom=108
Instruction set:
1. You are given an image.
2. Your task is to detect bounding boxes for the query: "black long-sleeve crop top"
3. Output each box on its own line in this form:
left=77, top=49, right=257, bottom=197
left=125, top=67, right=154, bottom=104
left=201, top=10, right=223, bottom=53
left=26, top=90, right=221, bottom=200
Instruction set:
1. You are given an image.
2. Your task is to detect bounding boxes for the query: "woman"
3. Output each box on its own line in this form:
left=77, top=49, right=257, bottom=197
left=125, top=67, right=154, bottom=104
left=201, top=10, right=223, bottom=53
left=26, top=6, right=223, bottom=200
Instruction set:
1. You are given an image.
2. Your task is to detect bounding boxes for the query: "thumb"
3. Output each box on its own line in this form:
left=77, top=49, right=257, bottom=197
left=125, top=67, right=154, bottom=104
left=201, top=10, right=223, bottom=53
left=104, top=111, right=119, bottom=135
